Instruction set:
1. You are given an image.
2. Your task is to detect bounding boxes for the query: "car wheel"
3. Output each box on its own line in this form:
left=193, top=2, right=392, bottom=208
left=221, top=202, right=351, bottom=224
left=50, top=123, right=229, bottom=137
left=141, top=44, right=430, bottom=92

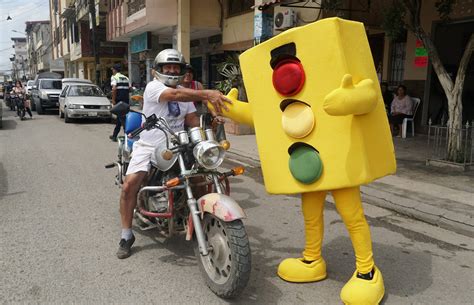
left=64, top=109, right=72, bottom=123
left=36, top=100, right=44, bottom=115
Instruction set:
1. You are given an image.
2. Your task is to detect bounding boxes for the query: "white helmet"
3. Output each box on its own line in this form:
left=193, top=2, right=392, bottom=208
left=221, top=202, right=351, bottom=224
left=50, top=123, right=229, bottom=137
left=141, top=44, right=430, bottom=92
left=153, top=49, right=187, bottom=87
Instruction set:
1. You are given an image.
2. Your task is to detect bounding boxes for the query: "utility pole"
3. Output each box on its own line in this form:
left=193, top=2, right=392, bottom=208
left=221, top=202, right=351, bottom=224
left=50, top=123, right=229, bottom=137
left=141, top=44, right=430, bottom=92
left=89, top=0, right=100, bottom=85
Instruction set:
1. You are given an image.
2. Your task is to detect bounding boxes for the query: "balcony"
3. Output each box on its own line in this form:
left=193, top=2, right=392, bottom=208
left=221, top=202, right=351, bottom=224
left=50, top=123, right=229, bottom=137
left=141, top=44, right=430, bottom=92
left=75, top=0, right=89, bottom=21
left=127, top=0, right=145, bottom=17
left=107, top=0, right=219, bottom=42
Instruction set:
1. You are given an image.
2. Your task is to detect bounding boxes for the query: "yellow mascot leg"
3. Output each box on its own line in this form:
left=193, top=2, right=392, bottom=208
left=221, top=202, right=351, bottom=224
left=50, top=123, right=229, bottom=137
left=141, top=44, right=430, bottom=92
left=332, top=187, right=384, bottom=305
left=277, top=191, right=327, bottom=282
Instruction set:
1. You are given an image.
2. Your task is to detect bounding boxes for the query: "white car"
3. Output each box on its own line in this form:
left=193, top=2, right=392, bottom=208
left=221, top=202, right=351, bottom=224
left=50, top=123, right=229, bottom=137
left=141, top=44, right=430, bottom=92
left=25, top=80, right=34, bottom=95
left=59, top=83, right=112, bottom=123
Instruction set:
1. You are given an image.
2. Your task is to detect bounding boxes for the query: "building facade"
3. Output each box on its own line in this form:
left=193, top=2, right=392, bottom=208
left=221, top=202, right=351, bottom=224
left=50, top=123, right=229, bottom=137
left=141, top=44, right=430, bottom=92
left=216, top=0, right=474, bottom=129
left=10, top=38, right=28, bottom=81
left=50, top=0, right=127, bottom=85
left=106, top=0, right=222, bottom=87
left=25, top=21, right=65, bottom=78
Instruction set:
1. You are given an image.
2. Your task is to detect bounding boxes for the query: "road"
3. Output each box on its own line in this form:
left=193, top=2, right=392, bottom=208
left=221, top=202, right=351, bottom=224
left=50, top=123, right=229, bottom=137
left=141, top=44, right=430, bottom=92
left=0, top=103, right=473, bottom=304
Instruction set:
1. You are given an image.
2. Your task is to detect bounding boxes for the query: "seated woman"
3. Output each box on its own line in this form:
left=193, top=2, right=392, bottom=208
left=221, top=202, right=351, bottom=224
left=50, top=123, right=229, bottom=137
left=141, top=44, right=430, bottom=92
left=389, top=85, right=413, bottom=137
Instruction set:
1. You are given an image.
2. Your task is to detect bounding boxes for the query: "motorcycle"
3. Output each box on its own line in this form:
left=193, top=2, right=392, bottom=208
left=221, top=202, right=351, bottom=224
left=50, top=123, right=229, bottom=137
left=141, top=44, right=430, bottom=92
left=15, top=93, right=26, bottom=120
left=9, top=91, right=17, bottom=111
left=106, top=103, right=251, bottom=298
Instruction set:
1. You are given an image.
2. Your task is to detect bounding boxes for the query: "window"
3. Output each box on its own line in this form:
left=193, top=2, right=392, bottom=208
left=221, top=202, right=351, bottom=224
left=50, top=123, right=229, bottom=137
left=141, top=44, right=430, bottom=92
left=60, top=85, right=69, bottom=97
left=71, top=22, right=79, bottom=43
left=55, top=27, right=60, bottom=45
left=68, top=85, right=105, bottom=97
left=228, top=0, right=254, bottom=16
left=63, top=20, right=67, bottom=39
left=388, top=30, right=407, bottom=87
left=40, top=80, right=62, bottom=89
left=388, top=42, right=406, bottom=87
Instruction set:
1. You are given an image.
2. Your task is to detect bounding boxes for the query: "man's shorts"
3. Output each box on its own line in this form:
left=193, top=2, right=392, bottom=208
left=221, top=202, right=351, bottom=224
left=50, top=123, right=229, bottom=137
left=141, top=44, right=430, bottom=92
left=125, top=140, right=155, bottom=175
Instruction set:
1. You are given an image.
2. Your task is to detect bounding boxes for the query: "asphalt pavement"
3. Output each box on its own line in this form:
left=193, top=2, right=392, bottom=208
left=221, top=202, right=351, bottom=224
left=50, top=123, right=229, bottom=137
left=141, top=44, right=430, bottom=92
left=0, top=103, right=473, bottom=304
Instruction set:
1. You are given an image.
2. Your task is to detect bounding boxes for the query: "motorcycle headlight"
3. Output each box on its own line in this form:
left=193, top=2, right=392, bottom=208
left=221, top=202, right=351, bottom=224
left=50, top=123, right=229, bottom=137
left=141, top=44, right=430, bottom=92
left=193, top=140, right=225, bottom=169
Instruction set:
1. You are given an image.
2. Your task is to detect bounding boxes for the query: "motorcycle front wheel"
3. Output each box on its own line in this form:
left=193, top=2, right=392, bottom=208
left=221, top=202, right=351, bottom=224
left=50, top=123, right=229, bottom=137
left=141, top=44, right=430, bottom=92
left=195, top=213, right=251, bottom=299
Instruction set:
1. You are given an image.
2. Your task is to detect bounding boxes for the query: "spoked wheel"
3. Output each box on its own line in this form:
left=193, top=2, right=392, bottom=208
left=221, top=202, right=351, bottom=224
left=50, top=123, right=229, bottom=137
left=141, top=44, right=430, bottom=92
left=195, top=213, right=251, bottom=299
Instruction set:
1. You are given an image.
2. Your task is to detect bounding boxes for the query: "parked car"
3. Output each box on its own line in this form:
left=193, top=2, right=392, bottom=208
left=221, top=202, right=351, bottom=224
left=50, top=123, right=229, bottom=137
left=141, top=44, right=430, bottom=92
left=62, top=78, right=92, bottom=86
left=30, top=72, right=62, bottom=113
left=25, top=80, right=34, bottom=95
left=0, top=82, right=4, bottom=99
left=32, top=79, right=63, bottom=114
left=59, top=82, right=112, bottom=123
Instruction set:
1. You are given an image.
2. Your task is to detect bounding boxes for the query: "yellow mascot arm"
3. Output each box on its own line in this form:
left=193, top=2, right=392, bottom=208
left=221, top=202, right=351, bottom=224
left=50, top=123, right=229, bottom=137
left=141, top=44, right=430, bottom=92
left=209, top=88, right=254, bottom=127
left=323, top=74, right=377, bottom=116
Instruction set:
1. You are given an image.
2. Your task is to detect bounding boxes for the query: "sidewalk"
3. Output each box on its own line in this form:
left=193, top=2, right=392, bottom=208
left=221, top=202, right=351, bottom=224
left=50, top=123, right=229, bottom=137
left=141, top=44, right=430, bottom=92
left=226, top=134, right=474, bottom=237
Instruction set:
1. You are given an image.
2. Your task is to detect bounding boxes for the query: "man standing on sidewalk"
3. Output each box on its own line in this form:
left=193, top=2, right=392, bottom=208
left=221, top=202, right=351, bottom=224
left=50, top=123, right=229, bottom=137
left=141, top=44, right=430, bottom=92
left=109, top=64, right=130, bottom=142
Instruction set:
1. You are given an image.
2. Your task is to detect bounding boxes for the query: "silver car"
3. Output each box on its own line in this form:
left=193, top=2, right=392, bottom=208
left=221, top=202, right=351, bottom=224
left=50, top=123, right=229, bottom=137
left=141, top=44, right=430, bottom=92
left=59, top=83, right=112, bottom=123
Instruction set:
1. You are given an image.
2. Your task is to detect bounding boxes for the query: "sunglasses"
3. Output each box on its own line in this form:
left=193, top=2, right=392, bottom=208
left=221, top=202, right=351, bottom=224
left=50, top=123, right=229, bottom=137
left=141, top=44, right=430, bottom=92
left=168, top=102, right=180, bottom=117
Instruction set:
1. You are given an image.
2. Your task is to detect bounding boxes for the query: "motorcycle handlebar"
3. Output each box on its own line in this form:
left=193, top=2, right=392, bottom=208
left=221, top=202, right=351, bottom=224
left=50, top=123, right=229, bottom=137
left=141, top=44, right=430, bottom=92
left=128, top=126, right=145, bottom=138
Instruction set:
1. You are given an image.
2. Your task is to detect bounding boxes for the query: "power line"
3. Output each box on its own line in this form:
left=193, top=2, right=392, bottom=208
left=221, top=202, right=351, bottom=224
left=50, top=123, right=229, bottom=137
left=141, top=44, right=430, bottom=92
left=0, top=1, right=49, bottom=24
left=0, top=0, right=46, bottom=17
left=0, top=47, right=14, bottom=52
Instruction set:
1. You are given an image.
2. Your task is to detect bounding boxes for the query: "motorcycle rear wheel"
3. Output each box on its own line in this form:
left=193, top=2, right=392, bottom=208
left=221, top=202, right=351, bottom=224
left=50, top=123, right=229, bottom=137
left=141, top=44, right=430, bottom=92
left=195, top=213, right=251, bottom=299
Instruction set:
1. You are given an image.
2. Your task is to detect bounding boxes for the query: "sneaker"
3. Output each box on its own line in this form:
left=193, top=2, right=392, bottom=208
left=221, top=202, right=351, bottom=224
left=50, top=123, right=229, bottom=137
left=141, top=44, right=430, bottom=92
left=116, top=235, right=135, bottom=259
left=109, top=135, right=118, bottom=142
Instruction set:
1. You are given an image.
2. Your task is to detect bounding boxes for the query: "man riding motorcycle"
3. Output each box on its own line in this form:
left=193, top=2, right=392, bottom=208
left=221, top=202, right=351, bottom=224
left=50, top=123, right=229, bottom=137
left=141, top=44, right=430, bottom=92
left=117, top=49, right=231, bottom=259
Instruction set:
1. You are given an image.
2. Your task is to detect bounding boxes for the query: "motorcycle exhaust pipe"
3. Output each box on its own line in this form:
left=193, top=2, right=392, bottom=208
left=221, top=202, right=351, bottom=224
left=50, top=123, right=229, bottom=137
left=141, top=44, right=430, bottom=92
left=134, top=210, right=157, bottom=230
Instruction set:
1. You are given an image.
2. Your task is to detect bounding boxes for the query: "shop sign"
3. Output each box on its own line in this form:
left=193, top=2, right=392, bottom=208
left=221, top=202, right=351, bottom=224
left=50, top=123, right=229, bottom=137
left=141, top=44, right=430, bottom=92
left=131, top=32, right=151, bottom=54
left=415, top=39, right=428, bottom=68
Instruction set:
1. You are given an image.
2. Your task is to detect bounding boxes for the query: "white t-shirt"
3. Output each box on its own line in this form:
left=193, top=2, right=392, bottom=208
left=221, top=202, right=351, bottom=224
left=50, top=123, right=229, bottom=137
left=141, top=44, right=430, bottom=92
left=138, top=80, right=196, bottom=145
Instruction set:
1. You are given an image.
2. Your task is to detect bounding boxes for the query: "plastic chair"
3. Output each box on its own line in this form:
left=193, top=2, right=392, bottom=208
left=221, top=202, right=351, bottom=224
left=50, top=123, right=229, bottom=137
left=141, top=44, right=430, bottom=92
left=402, top=97, right=421, bottom=138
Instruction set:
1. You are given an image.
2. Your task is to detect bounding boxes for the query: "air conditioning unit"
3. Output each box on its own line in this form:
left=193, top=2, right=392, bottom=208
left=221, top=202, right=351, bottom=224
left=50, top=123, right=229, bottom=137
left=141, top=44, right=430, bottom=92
left=274, top=7, right=296, bottom=31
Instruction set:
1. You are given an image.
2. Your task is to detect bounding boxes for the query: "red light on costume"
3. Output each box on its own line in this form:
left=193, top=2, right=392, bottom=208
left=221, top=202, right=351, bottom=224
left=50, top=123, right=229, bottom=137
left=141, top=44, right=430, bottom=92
left=272, top=59, right=305, bottom=96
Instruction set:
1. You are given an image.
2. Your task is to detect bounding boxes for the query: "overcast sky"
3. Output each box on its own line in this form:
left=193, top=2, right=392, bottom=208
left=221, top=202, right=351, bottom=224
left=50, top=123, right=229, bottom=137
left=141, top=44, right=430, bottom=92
left=0, top=0, right=50, bottom=74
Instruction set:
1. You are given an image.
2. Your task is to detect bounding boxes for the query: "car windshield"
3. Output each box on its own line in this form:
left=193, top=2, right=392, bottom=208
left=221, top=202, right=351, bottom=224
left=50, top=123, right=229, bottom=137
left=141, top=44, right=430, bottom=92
left=27, top=81, right=34, bottom=86
left=67, top=85, right=105, bottom=97
left=40, top=80, right=62, bottom=89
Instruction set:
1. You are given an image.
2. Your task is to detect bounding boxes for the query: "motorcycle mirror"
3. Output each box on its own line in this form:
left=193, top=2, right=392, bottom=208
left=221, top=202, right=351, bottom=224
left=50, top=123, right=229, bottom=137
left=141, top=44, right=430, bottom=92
left=110, top=101, right=130, bottom=116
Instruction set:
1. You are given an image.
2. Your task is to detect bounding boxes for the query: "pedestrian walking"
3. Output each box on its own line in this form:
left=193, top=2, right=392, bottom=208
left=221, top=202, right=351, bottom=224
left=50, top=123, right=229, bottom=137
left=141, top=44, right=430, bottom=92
left=109, top=64, right=130, bottom=142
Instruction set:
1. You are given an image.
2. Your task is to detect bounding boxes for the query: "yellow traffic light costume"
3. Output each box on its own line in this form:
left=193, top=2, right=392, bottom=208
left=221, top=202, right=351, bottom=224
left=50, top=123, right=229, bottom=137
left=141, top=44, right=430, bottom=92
left=216, top=18, right=396, bottom=305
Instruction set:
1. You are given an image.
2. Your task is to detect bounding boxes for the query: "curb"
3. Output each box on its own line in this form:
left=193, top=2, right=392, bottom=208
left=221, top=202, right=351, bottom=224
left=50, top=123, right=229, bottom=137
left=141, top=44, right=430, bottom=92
left=360, top=185, right=474, bottom=238
left=226, top=150, right=474, bottom=238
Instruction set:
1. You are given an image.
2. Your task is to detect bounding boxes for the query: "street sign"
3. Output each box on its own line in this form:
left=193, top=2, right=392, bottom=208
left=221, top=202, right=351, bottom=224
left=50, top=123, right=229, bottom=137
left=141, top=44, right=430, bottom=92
left=131, top=32, right=151, bottom=54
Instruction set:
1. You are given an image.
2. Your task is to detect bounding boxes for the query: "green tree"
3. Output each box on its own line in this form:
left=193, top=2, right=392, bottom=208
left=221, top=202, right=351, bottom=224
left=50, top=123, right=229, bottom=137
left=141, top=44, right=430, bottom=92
left=382, top=0, right=474, bottom=162
left=215, top=53, right=247, bottom=101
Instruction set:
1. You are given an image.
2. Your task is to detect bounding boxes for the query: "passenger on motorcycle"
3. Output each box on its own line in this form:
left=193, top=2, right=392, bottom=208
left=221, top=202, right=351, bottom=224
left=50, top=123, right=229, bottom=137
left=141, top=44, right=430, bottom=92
left=116, top=49, right=231, bottom=259
left=11, top=81, right=33, bottom=118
